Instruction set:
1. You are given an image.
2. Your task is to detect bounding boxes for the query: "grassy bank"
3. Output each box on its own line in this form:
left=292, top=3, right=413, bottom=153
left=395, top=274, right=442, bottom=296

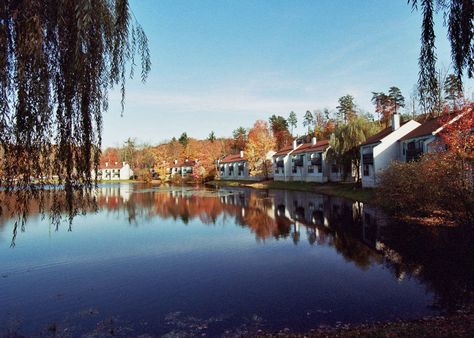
left=206, top=179, right=374, bottom=203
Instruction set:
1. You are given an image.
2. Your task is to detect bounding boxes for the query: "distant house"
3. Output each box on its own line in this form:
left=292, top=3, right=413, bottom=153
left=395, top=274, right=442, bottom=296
left=96, top=161, right=134, bottom=181
left=219, top=151, right=249, bottom=180
left=219, top=150, right=275, bottom=181
left=360, top=112, right=421, bottom=188
left=169, top=159, right=197, bottom=177
left=399, top=113, right=465, bottom=162
left=273, top=137, right=346, bottom=182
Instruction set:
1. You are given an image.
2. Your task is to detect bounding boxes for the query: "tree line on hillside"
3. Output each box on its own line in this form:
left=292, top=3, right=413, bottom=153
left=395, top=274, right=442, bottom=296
left=105, top=79, right=468, bottom=183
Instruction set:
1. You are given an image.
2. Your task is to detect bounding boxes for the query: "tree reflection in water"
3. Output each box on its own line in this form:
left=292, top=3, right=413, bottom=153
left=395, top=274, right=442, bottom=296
left=1, top=183, right=473, bottom=313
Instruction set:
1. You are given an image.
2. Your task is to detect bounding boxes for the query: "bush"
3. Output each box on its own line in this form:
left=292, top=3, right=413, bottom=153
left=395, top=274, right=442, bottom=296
left=376, top=154, right=474, bottom=226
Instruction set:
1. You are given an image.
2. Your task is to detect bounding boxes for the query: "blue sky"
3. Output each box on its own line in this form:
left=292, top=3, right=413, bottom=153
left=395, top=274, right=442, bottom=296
left=102, top=0, right=473, bottom=147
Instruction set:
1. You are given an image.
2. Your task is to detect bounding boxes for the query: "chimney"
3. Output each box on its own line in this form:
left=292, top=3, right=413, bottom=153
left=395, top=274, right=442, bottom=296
left=392, top=112, right=400, bottom=131
left=174, top=159, right=178, bottom=164
left=195, top=159, right=199, bottom=163
left=105, top=162, right=108, bottom=167
left=292, top=140, right=297, bottom=149
left=311, top=137, right=317, bottom=145
left=240, top=150, right=244, bottom=158
left=115, top=161, right=118, bottom=165
left=122, top=161, right=126, bottom=167
left=185, top=158, right=188, bottom=163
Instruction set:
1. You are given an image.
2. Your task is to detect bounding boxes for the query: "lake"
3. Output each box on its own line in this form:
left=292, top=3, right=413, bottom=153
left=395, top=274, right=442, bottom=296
left=0, top=184, right=472, bottom=336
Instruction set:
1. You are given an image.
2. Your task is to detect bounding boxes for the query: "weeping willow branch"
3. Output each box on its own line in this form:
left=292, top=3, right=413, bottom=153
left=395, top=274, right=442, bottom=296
left=409, top=0, right=473, bottom=113
left=0, top=0, right=150, bottom=228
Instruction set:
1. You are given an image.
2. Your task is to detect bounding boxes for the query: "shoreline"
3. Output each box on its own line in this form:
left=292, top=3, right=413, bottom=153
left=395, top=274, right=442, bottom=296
left=206, top=179, right=374, bottom=203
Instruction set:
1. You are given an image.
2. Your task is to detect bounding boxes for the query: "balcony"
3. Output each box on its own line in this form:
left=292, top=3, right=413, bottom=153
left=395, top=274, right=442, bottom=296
left=406, top=148, right=423, bottom=162
left=311, top=157, right=322, bottom=165
left=293, top=158, right=304, bottom=167
left=276, top=160, right=284, bottom=168
left=362, top=153, right=374, bottom=165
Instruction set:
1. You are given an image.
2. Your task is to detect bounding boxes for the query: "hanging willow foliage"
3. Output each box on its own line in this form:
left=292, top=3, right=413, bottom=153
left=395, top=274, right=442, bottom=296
left=409, top=0, right=473, bottom=112
left=0, top=0, right=150, bottom=234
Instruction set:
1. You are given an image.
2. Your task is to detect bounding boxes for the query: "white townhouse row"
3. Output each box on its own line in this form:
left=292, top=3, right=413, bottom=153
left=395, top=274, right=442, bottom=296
left=169, top=159, right=198, bottom=177
left=218, top=150, right=275, bottom=181
left=272, top=137, right=349, bottom=182
left=360, top=111, right=468, bottom=188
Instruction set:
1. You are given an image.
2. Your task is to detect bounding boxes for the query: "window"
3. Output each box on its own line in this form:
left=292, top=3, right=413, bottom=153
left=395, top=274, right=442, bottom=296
left=363, top=164, right=370, bottom=176
left=317, top=165, right=322, bottom=173
left=308, top=166, right=314, bottom=173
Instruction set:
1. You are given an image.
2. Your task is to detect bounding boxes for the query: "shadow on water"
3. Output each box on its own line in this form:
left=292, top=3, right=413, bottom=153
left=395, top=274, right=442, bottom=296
left=0, top=183, right=473, bottom=335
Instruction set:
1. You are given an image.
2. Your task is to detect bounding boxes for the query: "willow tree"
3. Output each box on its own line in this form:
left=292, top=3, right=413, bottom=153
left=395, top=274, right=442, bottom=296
left=409, top=0, right=473, bottom=112
left=329, top=116, right=381, bottom=182
left=0, top=1, right=150, bottom=233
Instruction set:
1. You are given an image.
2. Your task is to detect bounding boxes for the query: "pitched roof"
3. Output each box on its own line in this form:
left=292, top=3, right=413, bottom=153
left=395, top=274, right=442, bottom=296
left=399, top=114, right=457, bottom=141
left=360, top=126, right=395, bottom=146
left=273, top=144, right=295, bottom=157
left=220, top=153, right=245, bottom=163
left=292, top=139, right=330, bottom=154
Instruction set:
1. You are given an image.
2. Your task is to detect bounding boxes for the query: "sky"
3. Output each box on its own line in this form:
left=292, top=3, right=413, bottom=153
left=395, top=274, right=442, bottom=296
left=102, top=0, right=474, bottom=147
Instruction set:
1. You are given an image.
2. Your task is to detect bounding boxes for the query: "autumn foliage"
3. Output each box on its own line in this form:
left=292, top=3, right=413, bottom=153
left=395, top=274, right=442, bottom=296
left=245, top=120, right=276, bottom=178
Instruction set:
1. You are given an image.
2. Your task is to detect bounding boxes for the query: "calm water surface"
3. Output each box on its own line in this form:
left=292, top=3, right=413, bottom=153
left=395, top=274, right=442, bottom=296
left=0, top=184, right=472, bottom=336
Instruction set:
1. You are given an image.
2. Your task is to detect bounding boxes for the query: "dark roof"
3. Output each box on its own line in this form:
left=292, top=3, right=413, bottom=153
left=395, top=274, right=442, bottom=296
left=273, top=144, right=295, bottom=157
left=360, top=127, right=395, bottom=146
left=399, top=114, right=456, bottom=141
left=292, top=139, right=330, bottom=154
left=221, top=153, right=245, bottom=163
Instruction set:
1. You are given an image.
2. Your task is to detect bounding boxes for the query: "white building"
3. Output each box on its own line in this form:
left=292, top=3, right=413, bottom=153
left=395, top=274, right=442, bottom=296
left=273, top=137, right=346, bottom=182
left=399, top=113, right=466, bottom=162
left=219, top=150, right=275, bottom=181
left=169, top=159, right=197, bottom=177
left=96, top=161, right=134, bottom=181
left=273, top=140, right=301, bottom=181
left=360, top=113, right=421, bottom=188
left=219, top=151, right=249, bottom=180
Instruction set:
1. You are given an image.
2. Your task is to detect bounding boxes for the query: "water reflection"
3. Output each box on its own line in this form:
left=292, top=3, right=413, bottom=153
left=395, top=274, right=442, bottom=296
left=86, top=184, right=472, bottom=312
left=1, top=184, right=472, bottom=335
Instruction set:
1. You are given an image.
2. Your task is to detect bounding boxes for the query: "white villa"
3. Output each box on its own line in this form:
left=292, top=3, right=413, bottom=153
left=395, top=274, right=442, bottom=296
left=273, top=137, right=346, bottom=182
left=169, top=159, right=197, bottom=177
left=96, top=161, right=134, bottom=181
left=219, top=150, right=275, bottom=180
left=219, top=151, right=249, bottom=179
left=360, top=112, right=421, bottom=188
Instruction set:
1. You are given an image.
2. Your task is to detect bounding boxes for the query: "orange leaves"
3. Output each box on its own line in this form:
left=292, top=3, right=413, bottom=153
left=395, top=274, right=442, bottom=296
left=245, top=121, right=276, bottom=177
left=439, top=103, right=474, bottom=161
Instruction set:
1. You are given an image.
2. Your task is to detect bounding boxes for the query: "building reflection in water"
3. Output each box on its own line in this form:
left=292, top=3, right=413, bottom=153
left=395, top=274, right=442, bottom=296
left=1, top=183, right=472, bottom=313
left=90, top=184, right=474, bottom=313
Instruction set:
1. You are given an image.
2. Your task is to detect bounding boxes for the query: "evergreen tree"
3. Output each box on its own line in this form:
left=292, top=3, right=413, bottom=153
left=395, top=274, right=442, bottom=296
left=388, top=87, right=405, bottom=113
left=336, top=95, right=357, bottom=123
left=208, top=131, right=216, bottom=142
left=288, top=111, right=298, bottom=135
left=303, top=110, right=314, bottom=135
